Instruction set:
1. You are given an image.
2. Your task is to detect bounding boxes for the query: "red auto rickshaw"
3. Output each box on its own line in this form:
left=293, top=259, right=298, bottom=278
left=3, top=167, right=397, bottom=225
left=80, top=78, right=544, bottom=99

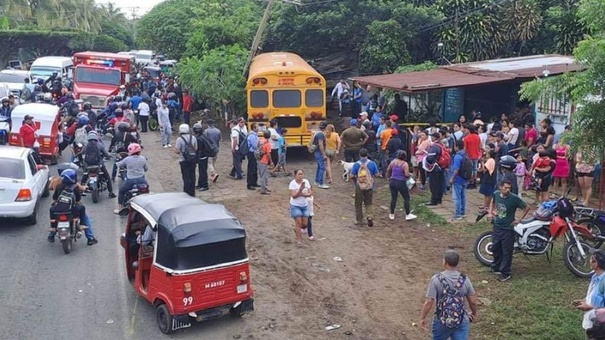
left=9, top=103, right=61, bottom=164
left=120, top=192, right=254, bottom=334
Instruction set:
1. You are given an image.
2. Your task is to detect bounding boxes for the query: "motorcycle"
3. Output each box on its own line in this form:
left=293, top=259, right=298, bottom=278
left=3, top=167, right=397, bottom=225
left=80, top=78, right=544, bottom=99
left=118, top=183, right=150, bottom=216
left=85, top=165, right=108, bottom=204
left=573, top=206, right=605, bottom=248
left=54, top=211, right=84, bottom=254
left=71, top=143, right=85, bottom=169
left=0, top=117, right=9, bottom=145
left=115, top=152, right=128, bottom=181
left=473, top=198, right=596, bottom=278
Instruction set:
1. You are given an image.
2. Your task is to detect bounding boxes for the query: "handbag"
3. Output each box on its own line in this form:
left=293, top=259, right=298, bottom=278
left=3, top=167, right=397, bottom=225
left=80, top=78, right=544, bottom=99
left=406, top=177, right=416, bottom=190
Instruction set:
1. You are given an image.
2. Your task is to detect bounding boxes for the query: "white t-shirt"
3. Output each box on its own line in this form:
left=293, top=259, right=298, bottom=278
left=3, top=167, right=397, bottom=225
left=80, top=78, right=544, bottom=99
left=268, top=127, right=279, bottom=149
left=138, top=102, right=150, bottom=117
left=289, top=179, right=310, bottom=206
left=508, top=127, right=519, bottom=145
left=479, top=132, right=488, bottom=148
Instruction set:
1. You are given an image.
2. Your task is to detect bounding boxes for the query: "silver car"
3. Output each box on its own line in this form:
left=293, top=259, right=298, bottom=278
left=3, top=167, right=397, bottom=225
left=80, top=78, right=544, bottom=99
left=0, top=146, right=50, bottom=225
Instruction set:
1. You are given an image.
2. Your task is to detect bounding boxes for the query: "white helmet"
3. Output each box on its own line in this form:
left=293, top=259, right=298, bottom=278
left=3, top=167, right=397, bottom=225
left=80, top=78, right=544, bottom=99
left=178, top=124, right=190, bottom=134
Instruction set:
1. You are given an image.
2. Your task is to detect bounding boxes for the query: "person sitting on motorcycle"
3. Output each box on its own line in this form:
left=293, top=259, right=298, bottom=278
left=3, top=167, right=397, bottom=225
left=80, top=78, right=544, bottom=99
left=82, top=102, right=98, bottom=129
left=114, top=143, right=148, bottom=214
left=0, top=97, right=12, bottom=128
left=30, top=85, right=44, bottom=102
left=108, top=108, right=126, bottom=128
left=129, top=123, right=141, bottom=144
left=48, top=168, right=98, bottom=245
left=60, top=92, right=79, bottom=117
left=121, top=103, right=136, bottom=125
left=82, top=131, right=116, bottom=199
left=110, top=122, right=138, bottom=181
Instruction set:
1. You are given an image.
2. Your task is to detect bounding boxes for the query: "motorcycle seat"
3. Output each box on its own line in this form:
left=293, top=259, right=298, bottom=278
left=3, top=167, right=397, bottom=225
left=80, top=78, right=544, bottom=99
left=87, top=165, right=100, bottom=170
left=521, top=217, right=536, bottom=224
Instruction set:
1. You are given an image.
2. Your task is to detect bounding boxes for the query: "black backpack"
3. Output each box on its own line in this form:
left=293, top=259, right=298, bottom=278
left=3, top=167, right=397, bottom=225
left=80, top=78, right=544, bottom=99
left=84, top=142, right=101, bottom=166
left=200, top=135, right=218, bottom=157
left=235, top=129, right=248, bottom=157
left=459, top=155, right=473, bottom=180
left=181, top=136, right=197, bottom=163
left=55, top=184, right=77, bottom=212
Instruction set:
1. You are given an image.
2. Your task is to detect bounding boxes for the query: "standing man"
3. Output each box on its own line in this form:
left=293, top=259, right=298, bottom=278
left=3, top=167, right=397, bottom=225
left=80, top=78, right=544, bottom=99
left=193, top=123, right=209, bottom=191
left=258, top=130, right=273, bottom=195
left=229, top=119, right=245, bottom=180
left=174, top=124, right=197, bottom=196
left=488, top=179, right=530, bottom=282
left=331, top=79, right=350, bottom=115
left=351, top=148, right=379, bottom=227
left=340, top=119, right=368, bottom=162
left=420, top=249, right=478, bottom=339
left=450, top=140, right=469, bottom=220
left=574, top=249, right=605, bottom=337
left=268, top=120, right=280, bottom=171
left=425, top=132, right=445, bottom=206
left=202, top=119, right=221, bottom=182
left=246, top=123, right=260, bottom=190
left=463, top=125, right=482, bottom=189
left=182, top=89, right=193, bottom=125
left=138, top=98, right=150, bottom=133
left=313, top=122, right=329, bottom=189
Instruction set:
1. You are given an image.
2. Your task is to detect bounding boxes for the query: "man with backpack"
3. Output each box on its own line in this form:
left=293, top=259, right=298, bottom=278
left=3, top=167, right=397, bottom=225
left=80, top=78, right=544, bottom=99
left=246, top=123, right=260, bottom=191
left=203, top=119, right=222, bottom=183
left=193, top=122, right=218, bottom=191
left=175, top=124, right=197, bottom=197
left=350, top=148, right=379, bottom=227
left=82, top=131, right=116, bottom=199
left=229, top=118, right=248, bottom=180
left=424, top=132, right=449, bottom=206
left=450, top=140, right=472, bottom=220
left=420, top=249, right=478, bottom=339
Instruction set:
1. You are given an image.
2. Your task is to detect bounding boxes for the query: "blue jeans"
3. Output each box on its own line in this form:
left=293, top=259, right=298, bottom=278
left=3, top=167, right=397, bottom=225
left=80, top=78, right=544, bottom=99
left=443, top=168, right=450, bottom=192
left=119, top=177, right=148, bottom=205
left=452, top=182, right=466, bottom=217
left=432, top=318, right=470, bottom=340
left=314, top=151, right=326, bottom=185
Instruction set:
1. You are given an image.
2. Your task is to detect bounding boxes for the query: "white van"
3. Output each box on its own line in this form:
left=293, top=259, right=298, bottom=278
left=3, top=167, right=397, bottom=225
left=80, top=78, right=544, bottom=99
left=135, top=50, right=154, bottom=65
left=30, top=56, right=73, bottom=81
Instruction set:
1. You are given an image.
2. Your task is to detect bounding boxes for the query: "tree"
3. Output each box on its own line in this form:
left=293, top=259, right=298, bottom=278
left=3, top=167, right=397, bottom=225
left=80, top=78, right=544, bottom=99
left=360, top=20, right=410, bottom=74
left=93, top=34, right=128, bottom=52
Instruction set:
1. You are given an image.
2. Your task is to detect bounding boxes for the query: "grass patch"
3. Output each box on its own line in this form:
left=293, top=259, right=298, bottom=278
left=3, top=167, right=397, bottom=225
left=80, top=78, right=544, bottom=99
left=375, top=186, right=447, bottom=225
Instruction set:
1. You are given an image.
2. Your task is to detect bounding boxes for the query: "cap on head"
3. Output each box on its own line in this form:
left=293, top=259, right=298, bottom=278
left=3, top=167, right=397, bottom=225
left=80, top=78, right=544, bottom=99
left=349, top=119, right=358, bottom=126
left=360, top=111, right=368, bottom=117
left=389, top=115, right=398, bottom=121
left=24, top=115, right=34, bottom=120
left=591, top=248, right=605, bottom=268
left=319, top=121, right=327, bottom=129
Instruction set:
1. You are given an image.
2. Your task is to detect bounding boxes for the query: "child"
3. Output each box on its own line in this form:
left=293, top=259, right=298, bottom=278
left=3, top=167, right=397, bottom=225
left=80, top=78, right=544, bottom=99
left=272, top=128, right=290, bottom=176
left=302, top=192, right=321, bottom=241
left=514, top=155, right=528, bottom=197
left=532, top=149, right=555, bottom=202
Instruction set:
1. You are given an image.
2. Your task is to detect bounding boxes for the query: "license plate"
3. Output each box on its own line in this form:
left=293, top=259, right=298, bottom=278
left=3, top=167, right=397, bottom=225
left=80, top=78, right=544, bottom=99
left=89, top=178, right=97, bottom=183
left=58, top=222, right=69, bottom=228
left=237, top=284, right=247, bottom=294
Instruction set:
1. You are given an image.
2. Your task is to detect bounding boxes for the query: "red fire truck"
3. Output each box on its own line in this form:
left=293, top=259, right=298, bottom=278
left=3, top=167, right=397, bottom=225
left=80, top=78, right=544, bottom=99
left=72, top=51, right=135, bottom=108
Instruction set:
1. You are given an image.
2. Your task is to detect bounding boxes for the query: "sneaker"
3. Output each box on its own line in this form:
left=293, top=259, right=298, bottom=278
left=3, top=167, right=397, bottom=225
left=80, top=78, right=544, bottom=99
left=163, top=145, right=168, bottom=148
left=405, top=213, right=417, bottom=221
left=389, top=213, right=395, bottom=220
left=108, top=192, right=116, bottom=198
left=47, top=234, right=55, bottom=242
left=113, top=209, right=121, bottom=214
left=425, top=202, right=438, bottom=207
left=247, top=186, right=256, bottom=190
left=260, top=190, right=270, bottom=195
left=453, top=216, right=464, bottom=220
left=317, top=184, right=330, bottom=189
left=87, top=238, right=98, bottom=246
left=167, top=144, right=172, bottom=148
left=197, top=187, right=209, bottom=191
left=354, top=220, right=364, bottom=226
left=308, top=236, right=316, bottom=241
left=228, top=174, right=236, bottom=179
left=498, top=274, right=511, bottom=282
left=489, top=268, right=501, bottom=275
left=367, top=217, right=374, bottom=227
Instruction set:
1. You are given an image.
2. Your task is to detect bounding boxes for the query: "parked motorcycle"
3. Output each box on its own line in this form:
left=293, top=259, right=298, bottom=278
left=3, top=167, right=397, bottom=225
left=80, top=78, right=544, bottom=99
left=85, top=165, right=108, bottom=204
left=474, top=198, right=596, bottom=278
left=0, top=117, right=9, bottom=145
left=574, top=206, right=605, bottom=248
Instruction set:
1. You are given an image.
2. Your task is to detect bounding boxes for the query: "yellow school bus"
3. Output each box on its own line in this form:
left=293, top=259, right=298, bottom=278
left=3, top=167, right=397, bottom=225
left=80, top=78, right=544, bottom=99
left=247, top=52, right=326, bottom=147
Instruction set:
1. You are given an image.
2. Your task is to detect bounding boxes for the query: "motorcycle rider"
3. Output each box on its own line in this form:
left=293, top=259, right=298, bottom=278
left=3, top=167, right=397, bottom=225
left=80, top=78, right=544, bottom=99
left=108, top=108, right=126, bottom=128
left=114, top=143, right=148, bottom=214
left=82, top=102, right=98, bottom=129
left=48, top=168, right=98, bottom=245
left=122, top=103, right=136, bottom=125
left=60, top=92, right=79, bottom=117
left=82, top=131, right=116, bottom=199
left=30, top=85, right=44, bottom=102
left=487, top=178, right=530, bottom=282
left=110, top=122, right=138, bottom=181
left=0, top=97, right=12, bottom=125
left=128, top=123, right=141, bottom=144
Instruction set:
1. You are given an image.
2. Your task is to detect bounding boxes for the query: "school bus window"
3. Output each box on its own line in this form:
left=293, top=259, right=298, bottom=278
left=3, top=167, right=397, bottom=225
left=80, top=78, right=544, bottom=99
left=273, top=90, right=301, bottom=108
left=250, top=90, right=268, bottom=108
left=305, top=89, right=323, bottom=107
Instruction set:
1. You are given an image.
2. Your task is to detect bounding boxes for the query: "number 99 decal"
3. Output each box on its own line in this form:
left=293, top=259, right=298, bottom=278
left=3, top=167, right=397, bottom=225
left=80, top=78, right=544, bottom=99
left=183, top=296, right=193, bottom=306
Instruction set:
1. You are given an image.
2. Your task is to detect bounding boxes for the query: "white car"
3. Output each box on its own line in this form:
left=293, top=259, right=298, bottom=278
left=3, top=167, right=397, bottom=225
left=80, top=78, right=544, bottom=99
left=0, top=146, right=49, bottom=225
left=0, top=69, right=32, bottom=97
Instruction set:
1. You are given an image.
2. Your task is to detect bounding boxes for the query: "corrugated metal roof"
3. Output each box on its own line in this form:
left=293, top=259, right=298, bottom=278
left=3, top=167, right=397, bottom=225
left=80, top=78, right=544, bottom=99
left=351, top=54, right=581, bottom=93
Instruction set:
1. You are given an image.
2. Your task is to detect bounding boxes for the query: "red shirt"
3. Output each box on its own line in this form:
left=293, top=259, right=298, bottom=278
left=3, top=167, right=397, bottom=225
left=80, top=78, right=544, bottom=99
left=463, top=133, right=481, bottom=160
left=260, top=141, right=272, bottom=165
left=183, top=94, right=193, bottom=112
left=19, top=123, right=37, bottom=148
left=109, top=117, right=126, bottom=126
left=525, top=128, right=537, bottom=145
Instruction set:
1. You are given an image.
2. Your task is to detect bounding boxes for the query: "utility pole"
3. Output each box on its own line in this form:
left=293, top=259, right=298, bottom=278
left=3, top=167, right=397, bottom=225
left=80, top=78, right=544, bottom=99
left=243, top=0, right=276, bottom=76
left=130, top=7, right=139, bottom=46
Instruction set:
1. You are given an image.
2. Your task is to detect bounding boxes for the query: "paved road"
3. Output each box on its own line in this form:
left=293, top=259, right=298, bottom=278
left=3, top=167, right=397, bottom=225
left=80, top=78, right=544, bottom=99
left=0, top=149, right=253, bottom=339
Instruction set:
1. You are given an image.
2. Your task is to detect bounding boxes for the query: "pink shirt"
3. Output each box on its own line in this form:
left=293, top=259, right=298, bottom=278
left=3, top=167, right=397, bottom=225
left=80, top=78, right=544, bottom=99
left=525, top=128, right=537, bottom=145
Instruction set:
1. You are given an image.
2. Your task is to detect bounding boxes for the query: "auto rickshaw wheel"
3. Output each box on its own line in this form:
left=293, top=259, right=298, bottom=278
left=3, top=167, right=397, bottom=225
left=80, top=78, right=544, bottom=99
left=156, top=304, right=174, bottom=334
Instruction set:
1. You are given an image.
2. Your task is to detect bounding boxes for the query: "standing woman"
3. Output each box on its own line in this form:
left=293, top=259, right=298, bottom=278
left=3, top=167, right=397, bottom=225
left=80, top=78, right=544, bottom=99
left=386, top=150, right=417, bottom=221
left=289, top=169, right=312, bottom=247
left=479, top=149, right=497, bottom=212
left=325, top=124, right=340, bottom=184
left=576, top=147, right=596, bottom=207
left=415, top=132, right=431, bottom=190
left=552, top=142, right=571, bottom=197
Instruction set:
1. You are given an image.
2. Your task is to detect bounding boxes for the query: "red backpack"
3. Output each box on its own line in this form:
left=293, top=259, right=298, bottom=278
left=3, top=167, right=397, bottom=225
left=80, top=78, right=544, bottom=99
left=436, top=143, right=451, bottom=169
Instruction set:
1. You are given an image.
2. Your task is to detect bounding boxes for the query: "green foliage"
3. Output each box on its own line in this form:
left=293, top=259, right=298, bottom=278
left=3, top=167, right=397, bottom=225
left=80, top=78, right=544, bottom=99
left=178, top=45, right=248, bottom=117
left=0, top=30, right=94, bottom=62
left=93, top=34, right=128, bottom=53
left=360, top=20, right=410, bottom=74
left=395, top=61, right=439, bottom=73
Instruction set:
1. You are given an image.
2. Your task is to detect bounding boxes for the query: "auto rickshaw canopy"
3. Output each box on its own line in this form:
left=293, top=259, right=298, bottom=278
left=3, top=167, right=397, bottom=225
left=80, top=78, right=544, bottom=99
left=10, top=103, right=59, bottom=135
left=129, top=192, right=247, bottom=272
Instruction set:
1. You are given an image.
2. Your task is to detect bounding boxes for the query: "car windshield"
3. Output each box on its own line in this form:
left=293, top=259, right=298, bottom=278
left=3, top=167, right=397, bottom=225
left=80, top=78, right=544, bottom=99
left=30, top=67, right=59, bottom=78
left=0, top=73, right=26, bottom=83
left=75, top=68, right=121, bottom=86
left=0, top=158, right=25, bottom=179
left=136, top=53, right=152, bottom=60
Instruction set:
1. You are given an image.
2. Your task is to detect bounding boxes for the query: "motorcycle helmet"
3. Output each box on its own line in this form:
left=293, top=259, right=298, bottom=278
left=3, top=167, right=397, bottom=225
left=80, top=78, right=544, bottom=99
left=65, top=92, right=73, bottom=100
left=534, top=200, right=556, bottom=220
left=78, top=116, right=89, bottom=127
left=110, top=102, right=119, bottom=110
left=178, top=124, right=190, bottom=134
left=557, top=197, right=574, bottom=218
left=60, top=168, right=77, bottom=184
left=36, top=78, right=44, bottom=85
left=193, top=122, right=203, bottom=134
left=121, top=103, right=129, bottom=110
left=83, top=102, right=92, bottom=111
left=499, top=155, right=516, bottom=170
left=87, top=130, right=98, bottom=141
left=56, top=162, right=79, bottom=176
left=117, top=122, right=130, bottom=132
left=128, top=143, right=141, bottom=155
left=129, top=124, right=137, bottom=132
left=114, top=109, right=123, bottom=117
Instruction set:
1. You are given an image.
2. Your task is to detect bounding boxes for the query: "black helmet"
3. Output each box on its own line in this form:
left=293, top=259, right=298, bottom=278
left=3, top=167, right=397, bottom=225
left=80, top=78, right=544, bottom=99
left=499, top=155, right=516, bottom=170
left=114, top=108, right=123, bottom=117
left=83, top=102, right=92, bottom=111
left=193, top=122, right=203, bottom=134
left=556, top=197, right=574, bottom=218
left=117, top=122, right=130, bottom=132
